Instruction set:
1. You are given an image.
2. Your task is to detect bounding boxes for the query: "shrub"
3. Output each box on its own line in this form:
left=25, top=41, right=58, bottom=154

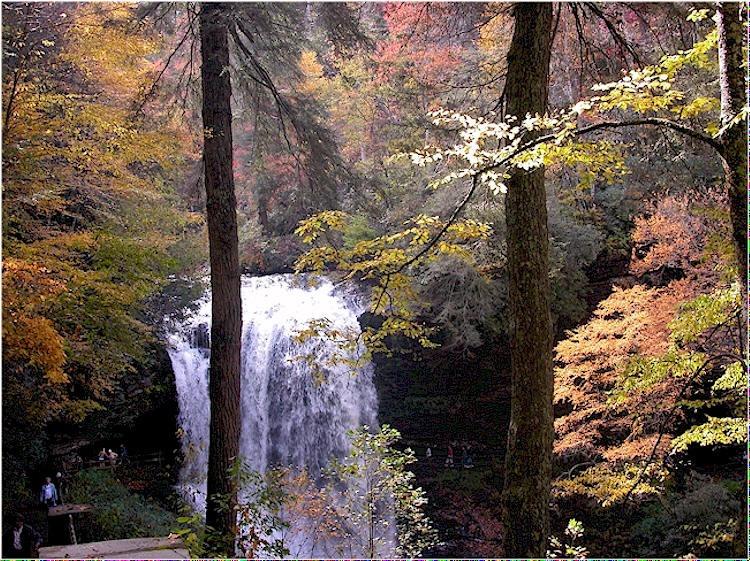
left=66, top=468, right=177, bottom=541
left=631, top=476, right=740, bottom=557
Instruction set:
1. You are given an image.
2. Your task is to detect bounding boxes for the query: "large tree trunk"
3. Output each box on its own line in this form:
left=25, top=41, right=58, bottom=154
left=501, top=3, right=554, bottom=557
left=200, top=3, right=242, bottom=551
left=716, top=3, right=747, bottom=301
left=717, top=7, right=748, bottom=558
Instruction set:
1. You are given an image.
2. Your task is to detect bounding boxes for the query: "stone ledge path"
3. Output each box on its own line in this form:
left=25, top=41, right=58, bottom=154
left=39, top=536, right=189, bottom=559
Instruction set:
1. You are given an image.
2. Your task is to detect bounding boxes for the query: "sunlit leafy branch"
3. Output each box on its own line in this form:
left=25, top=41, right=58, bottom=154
left=607, top=284, right=746, bottom=501
left=294, top=18, right=743, bottom=360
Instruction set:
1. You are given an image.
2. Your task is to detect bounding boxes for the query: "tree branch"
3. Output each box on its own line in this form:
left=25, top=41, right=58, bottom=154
left=389, top=115, right=721, bottom=277
left=346, top=112, right=723, bottom=321
left=134, top=10, right=198, bottom=116
left=583, top=2, right=643, bottom=68
left=622, top=352, right=745, bottom=503
left=573, top=117, right=723, bottom=153
left=394, top=172, right=480, bottom=274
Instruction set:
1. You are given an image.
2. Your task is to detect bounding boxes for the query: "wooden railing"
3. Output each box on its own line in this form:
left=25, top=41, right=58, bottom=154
left=75, top=451, right=165, bottom=471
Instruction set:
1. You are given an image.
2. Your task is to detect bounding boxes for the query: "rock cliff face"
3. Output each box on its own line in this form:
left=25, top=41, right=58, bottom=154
left=48, top=340, right=181, bottom=482
left=363, top=311, right=512, bottom=555
left=371, top=331, right=511, bottom=456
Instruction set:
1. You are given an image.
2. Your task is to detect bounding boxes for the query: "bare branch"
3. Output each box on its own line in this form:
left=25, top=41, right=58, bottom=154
left=583, top=2, right=644, bottom=68
left=135, top=10, right=198, bottom=116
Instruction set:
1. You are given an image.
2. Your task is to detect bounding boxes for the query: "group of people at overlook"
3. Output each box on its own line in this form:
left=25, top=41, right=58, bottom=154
left=424, top=442, right=475, bottom=469
left=4, top=443, right=130, bottom=558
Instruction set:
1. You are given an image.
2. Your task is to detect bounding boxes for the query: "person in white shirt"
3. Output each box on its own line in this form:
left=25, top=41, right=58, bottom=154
left=39, top=476, right=58, bottom=507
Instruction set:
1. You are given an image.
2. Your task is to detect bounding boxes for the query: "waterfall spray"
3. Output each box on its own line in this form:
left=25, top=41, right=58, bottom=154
left=166, top=274, right=383, bottom=556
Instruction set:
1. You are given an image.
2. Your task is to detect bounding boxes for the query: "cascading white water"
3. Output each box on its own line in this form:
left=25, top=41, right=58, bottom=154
left=166, top=274, right=383, bottom=556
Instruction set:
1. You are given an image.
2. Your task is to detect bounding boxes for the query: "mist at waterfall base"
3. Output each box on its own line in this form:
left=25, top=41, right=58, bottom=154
left=166, top=274, right=394, bottom=557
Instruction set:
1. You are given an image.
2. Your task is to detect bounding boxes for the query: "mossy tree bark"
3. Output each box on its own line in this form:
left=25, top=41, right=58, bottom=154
left=500, top=3, right=555, bottom=557
left=717, top=7, right=748, bottom=558
left=715, top=3, right=747, bottom=301
left=200, top=2, right=242, bottom=551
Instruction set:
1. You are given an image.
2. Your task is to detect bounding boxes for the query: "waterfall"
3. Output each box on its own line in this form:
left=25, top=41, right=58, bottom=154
left=166, top=274, right=383, bottom=556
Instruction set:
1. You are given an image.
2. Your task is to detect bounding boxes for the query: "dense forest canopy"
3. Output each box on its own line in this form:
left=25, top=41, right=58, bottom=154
left=2, top=2, right=747, bottom=558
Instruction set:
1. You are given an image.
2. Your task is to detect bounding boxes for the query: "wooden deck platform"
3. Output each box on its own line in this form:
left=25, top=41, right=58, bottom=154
left=48, top=503, right=94, bottom=517
left=39, top=536, right=189, bottom=559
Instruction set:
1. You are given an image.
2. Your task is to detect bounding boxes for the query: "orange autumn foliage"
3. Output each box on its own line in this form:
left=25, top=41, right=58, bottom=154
left=2, top=3, right=203, bottom=428
left=554, top=191, right=732, bottom=467
left=2, top=258, right=67, bottom=384
left=630, top=190, right=733, bottom=284
left=554, top=281, right=694, bottom=462
left=375, top=3, right=464, bottom=86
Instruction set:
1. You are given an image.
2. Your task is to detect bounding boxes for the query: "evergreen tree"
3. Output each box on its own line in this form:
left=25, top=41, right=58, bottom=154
left=199, top=3, right=242, bottom=550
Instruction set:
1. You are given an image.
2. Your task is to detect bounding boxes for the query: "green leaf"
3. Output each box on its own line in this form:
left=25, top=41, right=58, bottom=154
left=671, top=417, right=747, bottom=452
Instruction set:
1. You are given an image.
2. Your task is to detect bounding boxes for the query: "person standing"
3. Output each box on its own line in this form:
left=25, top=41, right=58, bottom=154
left=118, top=443, right=129, bottom=466
left=39, top=476, right=58, bottom=507
left=54, top=471, right=66, bottom=504
left=464, top=445, right=474, bottom=469
left=4, top=514, right=42, bottom=558
left=445, top=443, right=454, bottom=468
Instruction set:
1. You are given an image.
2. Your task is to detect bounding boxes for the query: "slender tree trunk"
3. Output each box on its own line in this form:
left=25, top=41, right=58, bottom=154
left=200, top=3, right=242, bottom=550
left=3, top=64, right=23, bottom=140
left=3, top=4, right=32, bottom=140
left=257, top=187, right=270, bottom=234
left=715, top=3, right=748, bottom=301
left=501, top=3, right=554, bottom=557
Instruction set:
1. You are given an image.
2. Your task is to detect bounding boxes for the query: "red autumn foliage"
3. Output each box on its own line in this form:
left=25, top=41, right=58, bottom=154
left=375, top=3, right=464, bottom=85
